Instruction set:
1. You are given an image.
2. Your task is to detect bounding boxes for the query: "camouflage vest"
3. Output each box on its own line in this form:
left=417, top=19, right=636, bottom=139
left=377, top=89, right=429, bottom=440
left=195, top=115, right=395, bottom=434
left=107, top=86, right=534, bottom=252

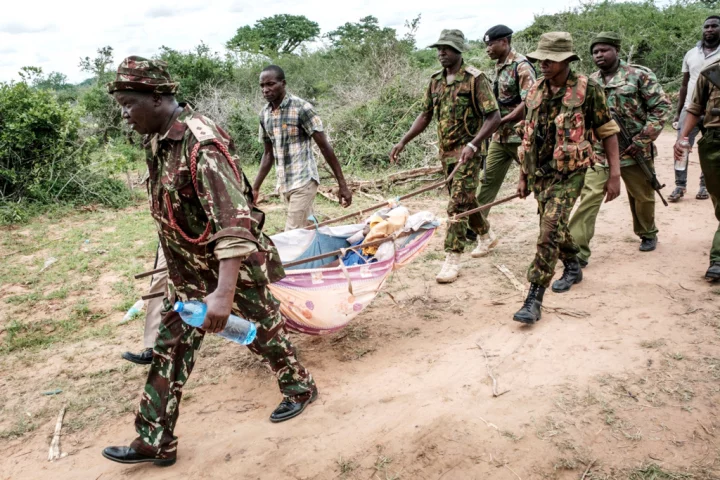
left=429, top=65, right=489, bottom=154
left=520, top=74, right=596, bottom=176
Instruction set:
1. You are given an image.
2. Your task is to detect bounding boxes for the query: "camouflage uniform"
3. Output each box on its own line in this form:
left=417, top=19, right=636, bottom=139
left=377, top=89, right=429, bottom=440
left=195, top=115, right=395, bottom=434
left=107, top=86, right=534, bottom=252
left=108, top=58, right=315, bottom=460
left=422, top=63, right=499, bottom=252
left=686, top=58, right=720, bottom=269
left=569, top=60, right=670, bottom=263
left=476, top=49, right=536, bottom=233
left=519, top=71, right=620, bottom=287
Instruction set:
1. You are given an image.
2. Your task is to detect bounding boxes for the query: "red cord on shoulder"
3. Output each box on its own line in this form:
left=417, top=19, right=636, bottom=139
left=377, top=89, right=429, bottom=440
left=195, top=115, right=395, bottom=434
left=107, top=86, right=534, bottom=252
left=165, top=139, right=243, bottom=245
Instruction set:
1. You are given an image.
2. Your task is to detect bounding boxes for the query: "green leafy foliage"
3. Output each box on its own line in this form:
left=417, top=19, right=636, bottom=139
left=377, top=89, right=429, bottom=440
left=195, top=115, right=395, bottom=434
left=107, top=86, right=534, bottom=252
left=157, top=43, right=236, bottom=102
left=227, top=14, right=320, bottom=55
left=516, top=0, right=714, bottom=87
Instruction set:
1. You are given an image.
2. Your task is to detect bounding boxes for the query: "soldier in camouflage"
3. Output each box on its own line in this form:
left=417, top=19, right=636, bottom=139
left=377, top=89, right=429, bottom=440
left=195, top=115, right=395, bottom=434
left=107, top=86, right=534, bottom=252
left=474, top=25, right=537, bottom=257
left=514, top=33, right=622, bottom=325
left=101, top=57, right=317, bottom=467
left=390, top=29, right=500, bottom=284
left=568, top=32, right=671, bottom=266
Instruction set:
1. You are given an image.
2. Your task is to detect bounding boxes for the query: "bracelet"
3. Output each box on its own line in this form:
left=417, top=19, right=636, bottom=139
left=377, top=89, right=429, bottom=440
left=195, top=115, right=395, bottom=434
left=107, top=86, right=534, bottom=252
left=466, top=142, right=478, bottom=153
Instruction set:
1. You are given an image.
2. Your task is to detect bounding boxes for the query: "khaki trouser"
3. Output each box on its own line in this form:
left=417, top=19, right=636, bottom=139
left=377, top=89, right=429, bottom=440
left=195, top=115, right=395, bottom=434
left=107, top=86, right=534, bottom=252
left=283, top=180, right=318, bottom=231
left=476, top=141, right=519, bottom=235
left=568, top=163, right=657, bottom=264
left=143, top=245, right=167, bottom=348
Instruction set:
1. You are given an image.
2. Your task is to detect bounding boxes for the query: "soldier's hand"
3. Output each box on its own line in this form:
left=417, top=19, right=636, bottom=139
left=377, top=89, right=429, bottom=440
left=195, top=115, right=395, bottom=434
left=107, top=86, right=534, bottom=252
left=517, top=175, right=529, bottom=199
left=338, top=184, right=353, bottom=208
left=203, top=290, right=232, bottom=333
left=604, top=174, right=621, bottom=203
left=623, top=141, right=643, bottom=158
left=459, top=146, right=475, bottom=165
left=673, top=139, right=691, bottom=161
left=390, top=143, right=405, bottom=163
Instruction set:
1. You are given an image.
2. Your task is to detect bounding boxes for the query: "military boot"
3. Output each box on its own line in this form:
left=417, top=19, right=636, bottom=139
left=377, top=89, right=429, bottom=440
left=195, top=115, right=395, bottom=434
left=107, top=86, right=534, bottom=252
left=552, top=258, right=583, bottom=293
left=513, top=283, right=545, bottom=324
left=436, top=252, right=462, bottom=284
left=706, top=262, right=720, bottom=282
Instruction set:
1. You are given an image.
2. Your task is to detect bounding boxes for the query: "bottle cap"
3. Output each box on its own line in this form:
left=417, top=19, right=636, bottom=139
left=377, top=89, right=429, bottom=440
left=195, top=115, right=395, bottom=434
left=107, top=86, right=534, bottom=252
left=173, top=301, right=184, bottom=312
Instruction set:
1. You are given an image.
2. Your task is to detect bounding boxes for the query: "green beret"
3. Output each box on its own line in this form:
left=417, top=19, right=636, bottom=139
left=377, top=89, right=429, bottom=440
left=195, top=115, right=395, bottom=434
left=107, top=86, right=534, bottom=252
left=590, top=32, right=621, bottom=51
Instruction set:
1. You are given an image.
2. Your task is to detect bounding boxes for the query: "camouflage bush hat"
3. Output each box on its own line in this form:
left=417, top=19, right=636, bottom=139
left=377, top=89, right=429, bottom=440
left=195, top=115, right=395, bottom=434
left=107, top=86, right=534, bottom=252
left=527, top=32, right=580, bottom=63
left=428, top=29, right=470, bottom=53
left=107, top=56, right=179, bottom=95
left=590, top=32, right=622, bottom=52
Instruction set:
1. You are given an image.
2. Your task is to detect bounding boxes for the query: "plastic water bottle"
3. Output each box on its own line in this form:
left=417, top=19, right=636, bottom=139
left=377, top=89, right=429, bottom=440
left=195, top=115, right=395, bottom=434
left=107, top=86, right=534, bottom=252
left=173, top=301, right=257, bottom=345
left=675, top=137, right=690, bottom=172
left=123, top=300, right=145, bottom=321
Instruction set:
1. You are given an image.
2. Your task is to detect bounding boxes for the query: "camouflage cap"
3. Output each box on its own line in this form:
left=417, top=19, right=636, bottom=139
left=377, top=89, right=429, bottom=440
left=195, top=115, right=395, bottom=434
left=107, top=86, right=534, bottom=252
left=428, top=29, right=470, bottom=53
left=107, top=56, right=179, bottom=95
left=590, top=32, right=621, bottom=52
left=526, top=32, right=580, bottom=63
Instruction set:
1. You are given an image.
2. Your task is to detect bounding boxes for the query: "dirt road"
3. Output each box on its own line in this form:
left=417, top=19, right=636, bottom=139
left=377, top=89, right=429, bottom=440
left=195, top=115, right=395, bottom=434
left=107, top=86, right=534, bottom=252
left=3, top=131, right=720, bottom=479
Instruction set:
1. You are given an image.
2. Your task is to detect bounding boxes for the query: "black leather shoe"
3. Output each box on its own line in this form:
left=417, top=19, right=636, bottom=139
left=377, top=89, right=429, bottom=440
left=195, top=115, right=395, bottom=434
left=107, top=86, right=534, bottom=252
left=639, top=237, right=657, bottom=252
left=552, top=258, right=583, bottom=293
left=102, top=446, right=175, bottom=467
left=513, top=283, right=545, bottom=325
left=706, top=262, right=720, bottom=282
left=578, top=258, right=588, bottom=269
left=121, top=348, right=153, bottom=365
left=270, top=390, right=318, bottom=423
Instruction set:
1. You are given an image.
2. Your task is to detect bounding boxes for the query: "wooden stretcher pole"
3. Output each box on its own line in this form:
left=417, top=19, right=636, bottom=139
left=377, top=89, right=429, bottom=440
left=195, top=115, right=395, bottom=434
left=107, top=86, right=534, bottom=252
left=306, top=161, right=464, bottom=230
left=449, top=193, right=520, bottom=221
left=134, top=163, right=482, bottom=284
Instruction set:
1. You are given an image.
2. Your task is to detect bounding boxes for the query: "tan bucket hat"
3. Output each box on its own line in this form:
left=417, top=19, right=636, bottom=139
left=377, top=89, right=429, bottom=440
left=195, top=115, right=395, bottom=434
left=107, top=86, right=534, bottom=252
left=527, top=32, right=580, bottom=63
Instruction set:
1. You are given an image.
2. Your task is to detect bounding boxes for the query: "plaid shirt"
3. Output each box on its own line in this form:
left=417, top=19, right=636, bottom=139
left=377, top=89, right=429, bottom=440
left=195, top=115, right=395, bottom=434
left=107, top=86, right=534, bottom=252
left=259, top=93, right=323, bottom=193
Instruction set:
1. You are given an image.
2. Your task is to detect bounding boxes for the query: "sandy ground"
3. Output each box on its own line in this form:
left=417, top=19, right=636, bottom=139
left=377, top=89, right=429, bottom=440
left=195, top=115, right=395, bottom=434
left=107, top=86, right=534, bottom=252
left=2, top=131, right=720, bottom=480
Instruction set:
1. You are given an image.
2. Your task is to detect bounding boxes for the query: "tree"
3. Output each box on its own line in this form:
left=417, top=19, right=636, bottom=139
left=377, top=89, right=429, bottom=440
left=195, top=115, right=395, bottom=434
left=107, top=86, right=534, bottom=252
left=515, top=0, right=713, bottom=86
left=78, top=46, right=121, bottom=142
left=326, top=16, right=396, bottom=49
left=226, top=14, right=320, bottom=55
left=79, top=46, right=115, bottom=84
left=157, top=43, right=236, bottom=101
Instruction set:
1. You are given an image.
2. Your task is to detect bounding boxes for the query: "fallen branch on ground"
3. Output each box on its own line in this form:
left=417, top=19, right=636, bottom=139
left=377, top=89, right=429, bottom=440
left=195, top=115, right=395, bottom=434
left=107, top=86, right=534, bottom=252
left=476, top=342, right=510, bottom=398
left=48, top=406, right=66, bottom=461
left=495, top=264, right=525, bottom=292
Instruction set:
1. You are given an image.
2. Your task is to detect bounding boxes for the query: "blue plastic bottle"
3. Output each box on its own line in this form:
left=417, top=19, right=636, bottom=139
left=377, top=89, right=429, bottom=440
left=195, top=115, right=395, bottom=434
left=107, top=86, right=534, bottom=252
left=173, top=301, right=257, bottom=345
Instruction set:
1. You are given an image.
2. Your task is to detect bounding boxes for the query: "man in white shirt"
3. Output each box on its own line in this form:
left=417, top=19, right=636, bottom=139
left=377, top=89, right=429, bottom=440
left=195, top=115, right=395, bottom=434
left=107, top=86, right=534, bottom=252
left=670, top=15, right=720, bottom=202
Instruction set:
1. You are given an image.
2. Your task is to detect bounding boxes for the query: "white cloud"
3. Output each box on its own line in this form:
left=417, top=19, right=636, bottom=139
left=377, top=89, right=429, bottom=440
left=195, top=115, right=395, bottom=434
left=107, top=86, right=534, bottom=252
left=0, top=0, right=581, bottom=83
left=0, top=22, right=55, bottom=34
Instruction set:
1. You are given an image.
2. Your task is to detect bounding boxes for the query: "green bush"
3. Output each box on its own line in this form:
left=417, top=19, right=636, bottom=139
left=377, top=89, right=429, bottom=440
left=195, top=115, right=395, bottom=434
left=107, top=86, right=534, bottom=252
left=0, top=81, right=132, bottom=223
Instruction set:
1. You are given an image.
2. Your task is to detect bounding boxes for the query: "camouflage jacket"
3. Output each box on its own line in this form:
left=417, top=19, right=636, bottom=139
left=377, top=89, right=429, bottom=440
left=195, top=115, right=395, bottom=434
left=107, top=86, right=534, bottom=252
left=422, top=62, right=499, bottom=161
left=519, top=71, right=619, bottom=182
left=145, top=105, right=284, bottom=303
left=687, top=57, right=720, bottom=128
left=492, top=49, right=536, bottom=144
left=590, top=61, right=670, bottom=167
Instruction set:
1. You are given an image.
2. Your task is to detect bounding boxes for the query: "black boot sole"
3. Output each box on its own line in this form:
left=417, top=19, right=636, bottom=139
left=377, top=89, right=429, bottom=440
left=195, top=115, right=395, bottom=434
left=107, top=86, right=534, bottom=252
left=270, top=392, right=318, bottom=423
left=513, top=310, right=542, bottom=325
left=101, top=451, right=176, bottom=467
left=552, top=277, right=582, bottom=293
left=121, top=352, right=153, bottom=365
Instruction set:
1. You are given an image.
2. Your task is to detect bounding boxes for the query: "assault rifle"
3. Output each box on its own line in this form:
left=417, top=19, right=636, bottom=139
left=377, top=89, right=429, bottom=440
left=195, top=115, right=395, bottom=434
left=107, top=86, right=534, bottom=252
left=609, top=108, right=668, bottom=207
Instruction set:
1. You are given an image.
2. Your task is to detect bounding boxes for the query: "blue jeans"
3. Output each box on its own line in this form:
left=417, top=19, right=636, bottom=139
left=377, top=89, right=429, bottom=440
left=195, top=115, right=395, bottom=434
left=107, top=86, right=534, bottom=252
left=676, top=108, right=706, bottom=189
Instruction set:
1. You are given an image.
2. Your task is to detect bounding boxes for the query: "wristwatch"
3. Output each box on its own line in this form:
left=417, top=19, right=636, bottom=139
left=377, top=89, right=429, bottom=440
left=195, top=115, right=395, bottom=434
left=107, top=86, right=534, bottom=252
left=466, top=142, right=478, bottom=153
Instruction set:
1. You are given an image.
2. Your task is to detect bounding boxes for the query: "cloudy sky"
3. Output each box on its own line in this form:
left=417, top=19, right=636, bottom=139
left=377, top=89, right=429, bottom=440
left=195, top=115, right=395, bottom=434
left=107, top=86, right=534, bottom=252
left=0, top=0, right=581, bottom=84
